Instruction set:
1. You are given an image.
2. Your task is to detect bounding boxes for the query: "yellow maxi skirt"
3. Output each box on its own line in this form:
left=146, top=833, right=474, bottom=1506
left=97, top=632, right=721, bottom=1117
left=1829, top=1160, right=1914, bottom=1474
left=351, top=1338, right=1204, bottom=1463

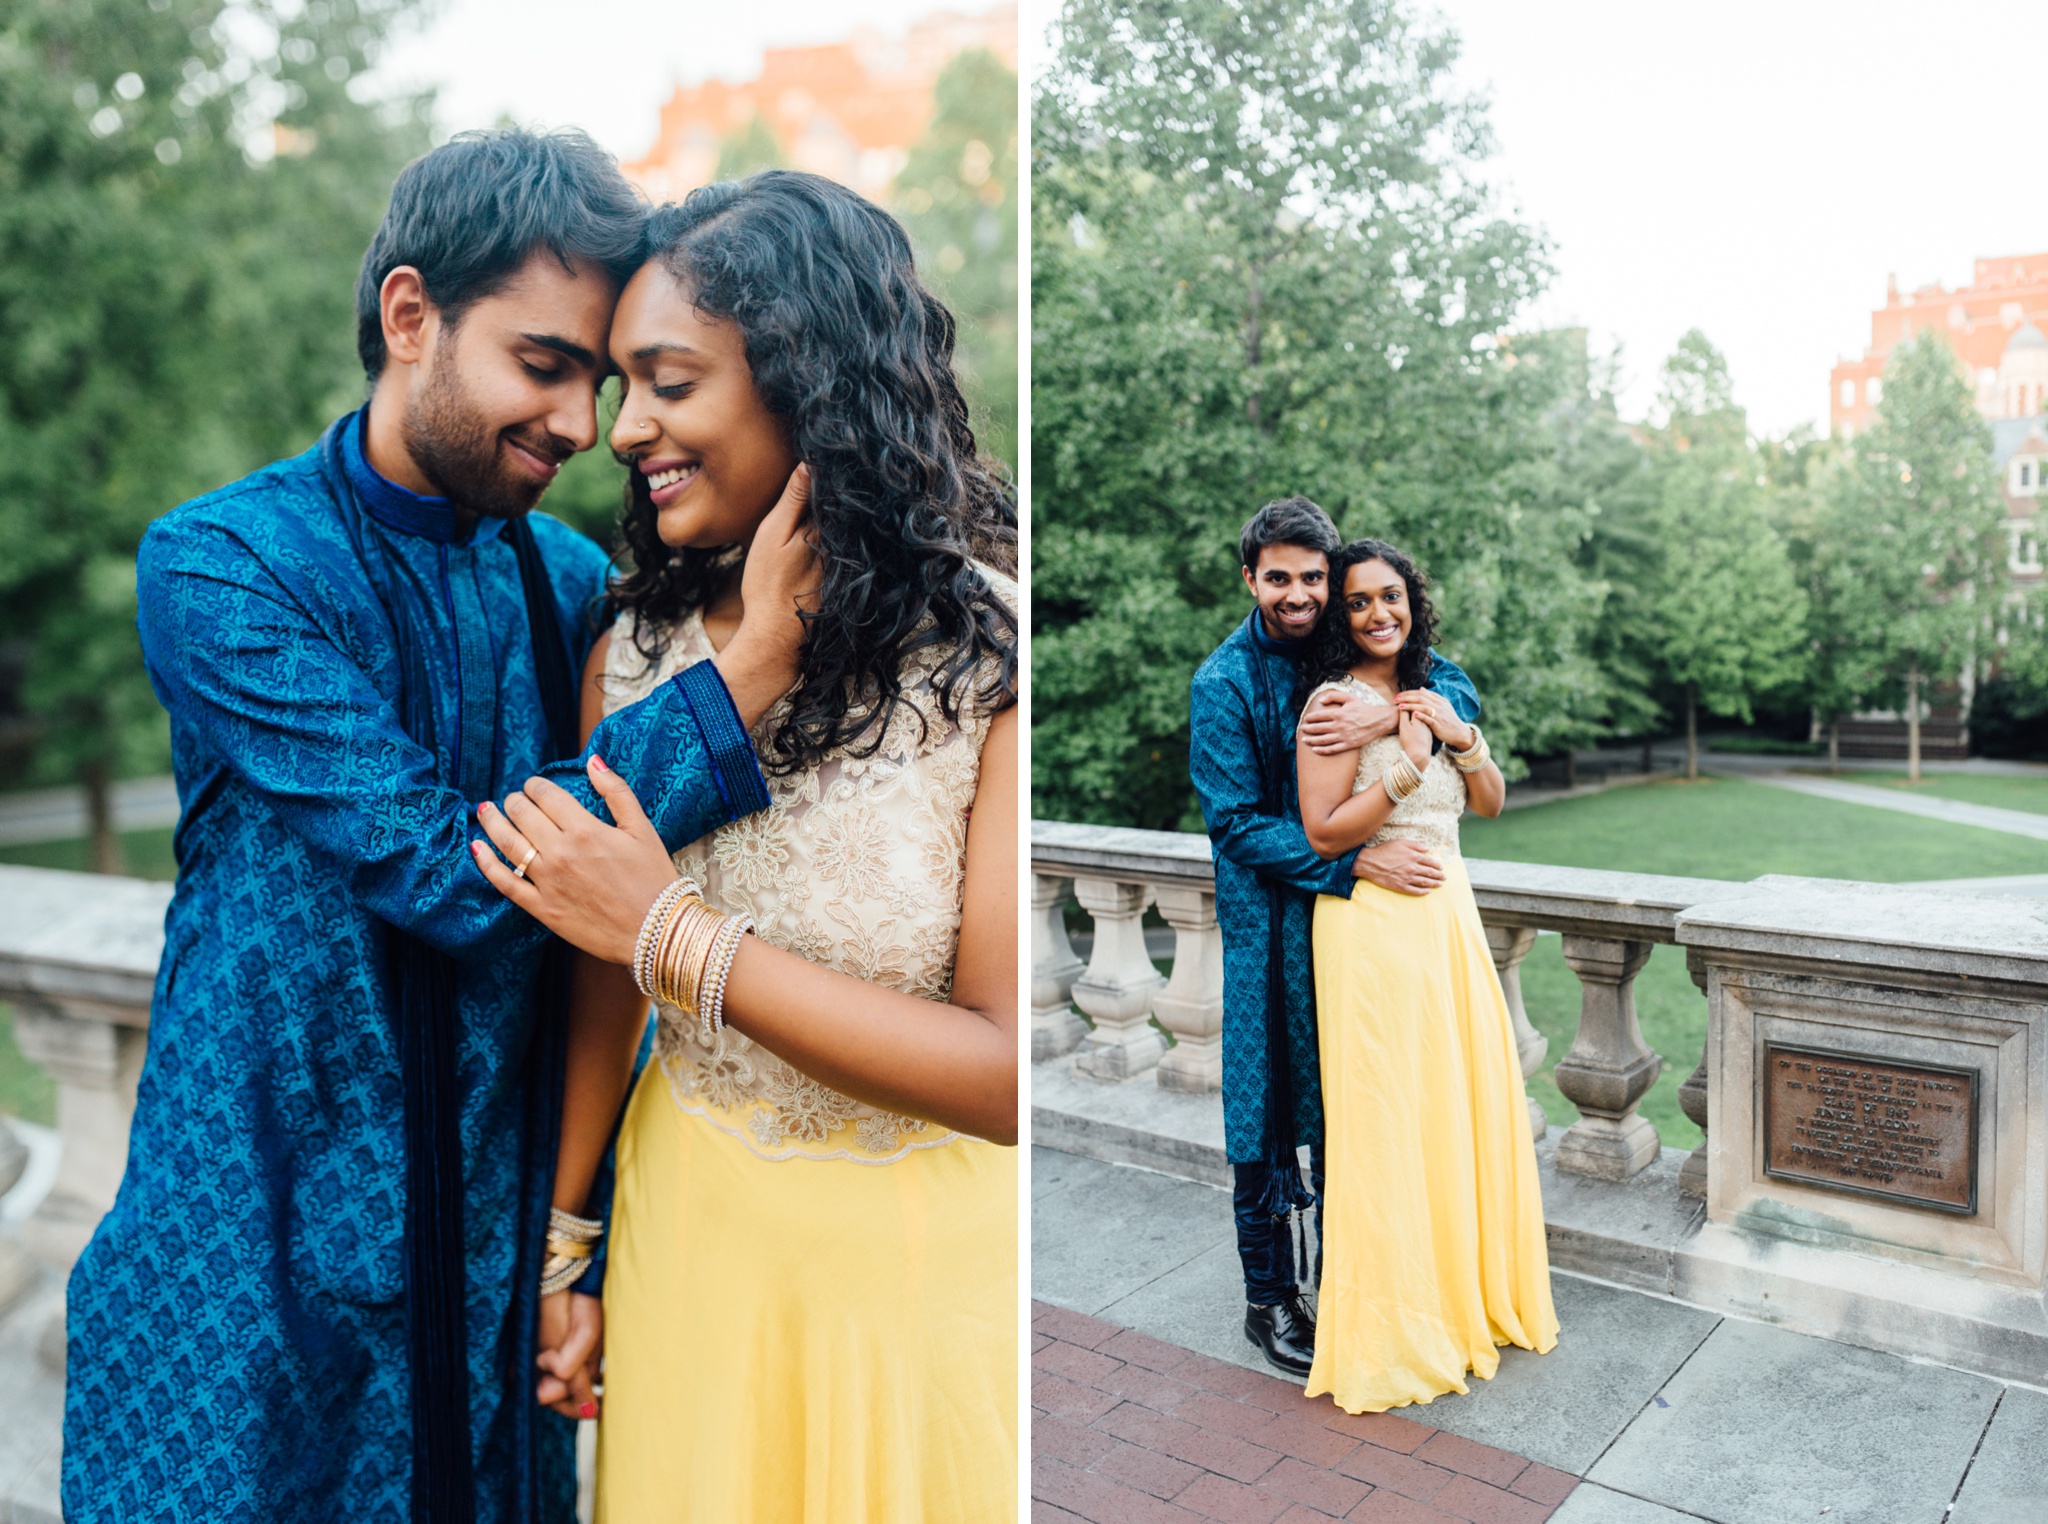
left=1305, top=854, right=1558, bottom=1414
left=595, top=1073, right=1019, bottom=1522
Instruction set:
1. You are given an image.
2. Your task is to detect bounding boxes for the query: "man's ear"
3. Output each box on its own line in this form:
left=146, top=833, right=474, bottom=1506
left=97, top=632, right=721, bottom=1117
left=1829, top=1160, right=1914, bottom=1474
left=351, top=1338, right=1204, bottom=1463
left=380, top=266, right=433, bottom=369
left=1241, top=565, right=1258, bottom=598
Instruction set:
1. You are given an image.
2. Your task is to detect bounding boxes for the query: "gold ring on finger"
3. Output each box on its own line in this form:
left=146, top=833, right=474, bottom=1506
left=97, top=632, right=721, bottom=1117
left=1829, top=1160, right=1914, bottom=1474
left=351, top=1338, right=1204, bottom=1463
left=513, top=846, right=539, bottom=881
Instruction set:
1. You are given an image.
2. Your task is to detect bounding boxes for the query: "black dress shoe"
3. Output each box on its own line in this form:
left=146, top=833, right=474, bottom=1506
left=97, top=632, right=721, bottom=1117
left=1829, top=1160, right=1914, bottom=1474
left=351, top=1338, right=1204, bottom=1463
left=1244, top=1298, right=1315, bottom=1377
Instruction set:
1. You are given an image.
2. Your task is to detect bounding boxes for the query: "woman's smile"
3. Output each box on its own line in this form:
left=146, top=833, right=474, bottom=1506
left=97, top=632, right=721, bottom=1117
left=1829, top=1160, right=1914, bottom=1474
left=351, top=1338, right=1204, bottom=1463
left=641, top=458, right=701, bottom=506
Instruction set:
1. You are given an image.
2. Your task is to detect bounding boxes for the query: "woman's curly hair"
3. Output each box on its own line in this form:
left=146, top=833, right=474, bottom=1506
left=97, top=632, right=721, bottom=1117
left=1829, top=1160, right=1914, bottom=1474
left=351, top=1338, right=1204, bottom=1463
left=1296, top=537, right=1437, bottom=710
left=602, top=170, right=1018, bottom=774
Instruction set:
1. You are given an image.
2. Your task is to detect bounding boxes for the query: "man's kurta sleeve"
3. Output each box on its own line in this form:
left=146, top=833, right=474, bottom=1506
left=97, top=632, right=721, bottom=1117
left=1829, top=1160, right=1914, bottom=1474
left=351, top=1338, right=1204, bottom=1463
left=138, top=517, right=765, bottom=966
left=1427, top=653, right=1482, bottom=724
left=1189, top=664, right=1357, bottom=896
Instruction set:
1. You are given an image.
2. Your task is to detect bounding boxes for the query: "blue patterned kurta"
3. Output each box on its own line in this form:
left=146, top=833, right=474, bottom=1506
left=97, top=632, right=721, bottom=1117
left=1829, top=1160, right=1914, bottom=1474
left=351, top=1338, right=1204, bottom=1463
left=1189, top=614, right=1479, bottom=1164
left=62, top=414, right=768, bottom=1523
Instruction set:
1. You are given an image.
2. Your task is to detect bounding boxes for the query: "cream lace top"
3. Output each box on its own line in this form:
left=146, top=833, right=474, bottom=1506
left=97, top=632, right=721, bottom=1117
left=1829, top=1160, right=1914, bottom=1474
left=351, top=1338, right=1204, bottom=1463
left=603, top=567, right=1016, bottom=1165
left=1309, top=677, right=1468, bottom=858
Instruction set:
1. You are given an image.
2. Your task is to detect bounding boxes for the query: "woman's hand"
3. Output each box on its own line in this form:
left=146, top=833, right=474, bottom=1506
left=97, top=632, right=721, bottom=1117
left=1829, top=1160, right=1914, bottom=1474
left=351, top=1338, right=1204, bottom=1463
left=536, top=1289, right=603, bottom=1420
left=472, top=757, right=677, bottom=966
left=1397, top=707, right=1432, bottom=770
left=1395, top=689, right=1476, bottom=751
left=714, top=464, right=820, bottom=728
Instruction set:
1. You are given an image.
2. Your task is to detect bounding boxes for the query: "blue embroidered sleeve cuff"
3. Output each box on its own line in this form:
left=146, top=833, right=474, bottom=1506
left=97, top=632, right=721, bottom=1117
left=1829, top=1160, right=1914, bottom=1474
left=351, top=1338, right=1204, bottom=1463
left=671, top=660, right=771, bottom=821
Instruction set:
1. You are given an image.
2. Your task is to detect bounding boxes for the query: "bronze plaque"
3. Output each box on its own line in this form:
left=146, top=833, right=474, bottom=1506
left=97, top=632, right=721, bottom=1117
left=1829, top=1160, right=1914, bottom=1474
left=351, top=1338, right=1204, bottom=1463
left=1763, top=1044, right=1978, bottom=1215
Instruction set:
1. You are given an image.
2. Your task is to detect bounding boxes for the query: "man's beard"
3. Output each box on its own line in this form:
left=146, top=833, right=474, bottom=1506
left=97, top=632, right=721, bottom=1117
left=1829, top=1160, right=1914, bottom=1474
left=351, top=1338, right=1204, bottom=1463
left=401, top=350, right=569, bottom=521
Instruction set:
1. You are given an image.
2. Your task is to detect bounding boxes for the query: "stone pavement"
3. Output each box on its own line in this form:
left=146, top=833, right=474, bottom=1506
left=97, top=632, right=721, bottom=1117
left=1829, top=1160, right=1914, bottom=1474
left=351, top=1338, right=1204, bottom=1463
left=1033, top=1146, right=2048, bottom=1524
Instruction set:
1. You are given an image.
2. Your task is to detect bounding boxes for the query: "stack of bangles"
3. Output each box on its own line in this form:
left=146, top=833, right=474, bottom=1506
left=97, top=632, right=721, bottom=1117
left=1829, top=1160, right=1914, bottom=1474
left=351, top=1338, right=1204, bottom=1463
left=1449, top=725, right=1491, bottom=773
left=633, top=875, right=756, bottom=1047
left=1384, top=725, right=1491, bottom=803
left=541, top=1207, right=602, bottom=1296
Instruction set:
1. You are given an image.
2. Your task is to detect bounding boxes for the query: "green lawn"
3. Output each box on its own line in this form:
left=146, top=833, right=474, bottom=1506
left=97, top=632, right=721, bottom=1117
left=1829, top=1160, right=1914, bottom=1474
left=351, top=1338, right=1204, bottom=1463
left=1464, top=774, right=2048, bottom=882
left=0, top=1002, right=56, bottom=1127
left=1463, top=774, right=2048, bottom=1146
left=0, top=826, right=178, bottom=881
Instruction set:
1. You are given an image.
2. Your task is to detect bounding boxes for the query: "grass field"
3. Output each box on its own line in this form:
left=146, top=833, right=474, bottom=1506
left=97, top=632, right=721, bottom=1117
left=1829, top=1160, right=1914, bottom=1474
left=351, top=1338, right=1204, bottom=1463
left=1464, top=773, right=2047, bottom=1145
left=1464, top=774, right=2048, bottom=882
left=0, top=1003, right=56, bottom=1127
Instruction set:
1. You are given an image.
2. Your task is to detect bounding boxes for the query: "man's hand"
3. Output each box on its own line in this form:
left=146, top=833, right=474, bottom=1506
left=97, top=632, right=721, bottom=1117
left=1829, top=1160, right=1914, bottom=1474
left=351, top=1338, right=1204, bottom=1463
left=1298, top=689, right=1398, bottom=755
left=1353, top=838, right=1444, bottom=895
left=537, top=1289, right=604, bottom=1421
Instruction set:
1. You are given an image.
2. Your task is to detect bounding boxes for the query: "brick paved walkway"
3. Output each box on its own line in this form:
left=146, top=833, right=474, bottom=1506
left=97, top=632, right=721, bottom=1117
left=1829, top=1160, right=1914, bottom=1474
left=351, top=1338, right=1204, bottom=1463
left=1032, top=1301, right=1578, bottom=1524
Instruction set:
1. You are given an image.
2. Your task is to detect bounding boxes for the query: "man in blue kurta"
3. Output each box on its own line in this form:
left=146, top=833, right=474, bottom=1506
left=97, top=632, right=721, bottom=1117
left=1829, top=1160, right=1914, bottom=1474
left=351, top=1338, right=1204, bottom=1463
left=1189, top=498, right=1479, bottom=1377
left=62, top=130, right=797, bottom=1522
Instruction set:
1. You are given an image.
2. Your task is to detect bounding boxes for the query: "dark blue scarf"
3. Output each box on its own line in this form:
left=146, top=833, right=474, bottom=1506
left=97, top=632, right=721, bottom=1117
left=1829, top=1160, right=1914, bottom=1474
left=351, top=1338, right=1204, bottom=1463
left=321, top=412, right=580, bottom=1523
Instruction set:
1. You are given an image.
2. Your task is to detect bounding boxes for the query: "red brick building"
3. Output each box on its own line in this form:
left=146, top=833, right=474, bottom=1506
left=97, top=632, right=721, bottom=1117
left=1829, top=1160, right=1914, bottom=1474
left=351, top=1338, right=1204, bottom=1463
left=1832, top=254, right=2048, bottom=438
left=620, top=5, right=1017, bottom=205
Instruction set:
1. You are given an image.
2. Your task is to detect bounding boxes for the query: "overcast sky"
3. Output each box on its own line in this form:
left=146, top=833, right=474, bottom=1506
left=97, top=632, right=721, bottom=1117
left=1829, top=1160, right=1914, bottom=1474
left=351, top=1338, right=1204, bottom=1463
left=363, top=0, right=975, bottom=160
left=1029, top=1, right=2048, bottom=437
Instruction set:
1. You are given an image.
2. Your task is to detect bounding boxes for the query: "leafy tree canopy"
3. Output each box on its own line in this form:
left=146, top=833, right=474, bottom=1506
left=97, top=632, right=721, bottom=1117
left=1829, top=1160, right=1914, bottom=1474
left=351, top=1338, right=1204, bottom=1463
left=1033, top=0, right=1607, bottom=829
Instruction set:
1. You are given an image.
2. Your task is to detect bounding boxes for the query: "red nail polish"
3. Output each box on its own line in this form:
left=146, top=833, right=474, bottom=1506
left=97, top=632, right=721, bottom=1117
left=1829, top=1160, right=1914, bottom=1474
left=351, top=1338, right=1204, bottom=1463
left=590, top=755, right=609, bottom=774
left=579, top=1401, right=598, bottom=1420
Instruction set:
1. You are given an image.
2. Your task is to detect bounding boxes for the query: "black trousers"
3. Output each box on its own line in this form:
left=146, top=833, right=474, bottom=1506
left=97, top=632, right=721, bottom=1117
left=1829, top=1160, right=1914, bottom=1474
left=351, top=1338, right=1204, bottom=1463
left=1231, top=1146, right=1325, bottom=1304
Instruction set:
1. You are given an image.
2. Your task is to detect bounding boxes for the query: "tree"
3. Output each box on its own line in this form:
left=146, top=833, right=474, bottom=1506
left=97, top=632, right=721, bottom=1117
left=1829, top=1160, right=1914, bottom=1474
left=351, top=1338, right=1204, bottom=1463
left=1032, top=0, right=1606, bottom=828
left=714, top=114, right=782, bottom=180
left=1638, top=333, right=1807, bottom=779
left=1825, top=337, right=2008, bottom=781
left=0, top=0, right=432, bottom=868
left=895, top=47, right=1017, bottom=469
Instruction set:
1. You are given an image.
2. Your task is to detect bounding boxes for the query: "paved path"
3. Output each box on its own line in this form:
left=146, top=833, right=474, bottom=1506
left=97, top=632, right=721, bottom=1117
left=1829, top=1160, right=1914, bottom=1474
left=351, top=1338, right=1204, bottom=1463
left=1034, top=1300, right=1576, bottom=1523
left=1033, top=1146, right=2048, bottom=1523
left=1726, top=769, right=2048, bottom=842
left=0, top=777, right=179, bottom=848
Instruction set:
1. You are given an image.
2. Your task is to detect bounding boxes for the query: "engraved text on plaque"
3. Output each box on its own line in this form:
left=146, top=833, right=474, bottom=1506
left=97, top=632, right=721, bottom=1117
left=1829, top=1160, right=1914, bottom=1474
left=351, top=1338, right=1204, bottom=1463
left=1763, top=1044, right=1978, bottom=1214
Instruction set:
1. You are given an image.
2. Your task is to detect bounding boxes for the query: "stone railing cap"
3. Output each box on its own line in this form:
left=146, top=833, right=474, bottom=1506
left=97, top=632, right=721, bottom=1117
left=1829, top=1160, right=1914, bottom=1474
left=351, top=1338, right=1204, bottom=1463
left=1674, top=874, right=2048, bottom=981
left=1031, top=820, right=1215, bottom=885
left=1464, top=859, right=1746, bottom=941
left=1030, top=821, right=1750, bottom=940
left=0, top=864, right=171, bottom=1003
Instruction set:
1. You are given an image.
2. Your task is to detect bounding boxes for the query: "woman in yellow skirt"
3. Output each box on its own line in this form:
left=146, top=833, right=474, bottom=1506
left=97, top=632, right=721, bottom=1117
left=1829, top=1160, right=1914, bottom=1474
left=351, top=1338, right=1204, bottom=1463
left=1294, top=538, right=1557, bottom=1415
left=473, top=172, right=1017, bottom=1519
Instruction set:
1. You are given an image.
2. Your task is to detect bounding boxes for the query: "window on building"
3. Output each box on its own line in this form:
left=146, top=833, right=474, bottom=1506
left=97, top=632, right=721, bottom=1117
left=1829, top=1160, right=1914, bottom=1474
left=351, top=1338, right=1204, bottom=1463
left=1841, top=379, right=1856, bottom=409
left=2022, top=462, right=2036, bottom=491
left=1867, top=378, right=1883, bottom=406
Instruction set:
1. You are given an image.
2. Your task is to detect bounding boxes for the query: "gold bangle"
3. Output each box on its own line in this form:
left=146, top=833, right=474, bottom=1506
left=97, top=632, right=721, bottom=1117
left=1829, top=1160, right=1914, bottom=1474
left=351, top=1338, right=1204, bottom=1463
left=1384, top=753, right=1423, bottom=803
left=1450, top=727, right=1491, bottom=773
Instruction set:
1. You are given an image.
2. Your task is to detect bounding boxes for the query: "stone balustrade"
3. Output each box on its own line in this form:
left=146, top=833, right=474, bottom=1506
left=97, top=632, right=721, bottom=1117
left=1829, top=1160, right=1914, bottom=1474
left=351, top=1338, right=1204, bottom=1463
left=0, top=866, right=168, bottom=1290
left=1034, top=819, right=2048, bottom=1384
left=9, top=842, right=2048, bottom=1387
left=1032, top=820, right=1733, bottom=1187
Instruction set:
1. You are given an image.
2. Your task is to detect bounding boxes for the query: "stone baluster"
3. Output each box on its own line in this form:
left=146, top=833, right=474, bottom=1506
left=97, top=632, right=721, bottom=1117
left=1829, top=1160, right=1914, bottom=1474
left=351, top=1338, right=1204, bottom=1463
left=1031, top=874, right=1089, bottom=1061
left=13, top=1001, right=147, bottom=1273
left=1152, top=886, right=1224, bottom=1093
left=0, top=1118, right=32, bottom=1316
left=1677, top=947, right=1711, bottom=1199
left=1485, top=924, right=1547, bottom=1142
left=1071, top=877, right=1167, bottom=1081
left=1552, top=936, right=1662, bottom=1180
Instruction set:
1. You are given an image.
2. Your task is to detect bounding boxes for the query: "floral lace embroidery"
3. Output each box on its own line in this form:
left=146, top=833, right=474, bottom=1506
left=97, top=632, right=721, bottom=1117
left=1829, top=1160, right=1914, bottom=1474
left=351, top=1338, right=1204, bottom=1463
left=606, top=566, right=1015, bottom=1165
